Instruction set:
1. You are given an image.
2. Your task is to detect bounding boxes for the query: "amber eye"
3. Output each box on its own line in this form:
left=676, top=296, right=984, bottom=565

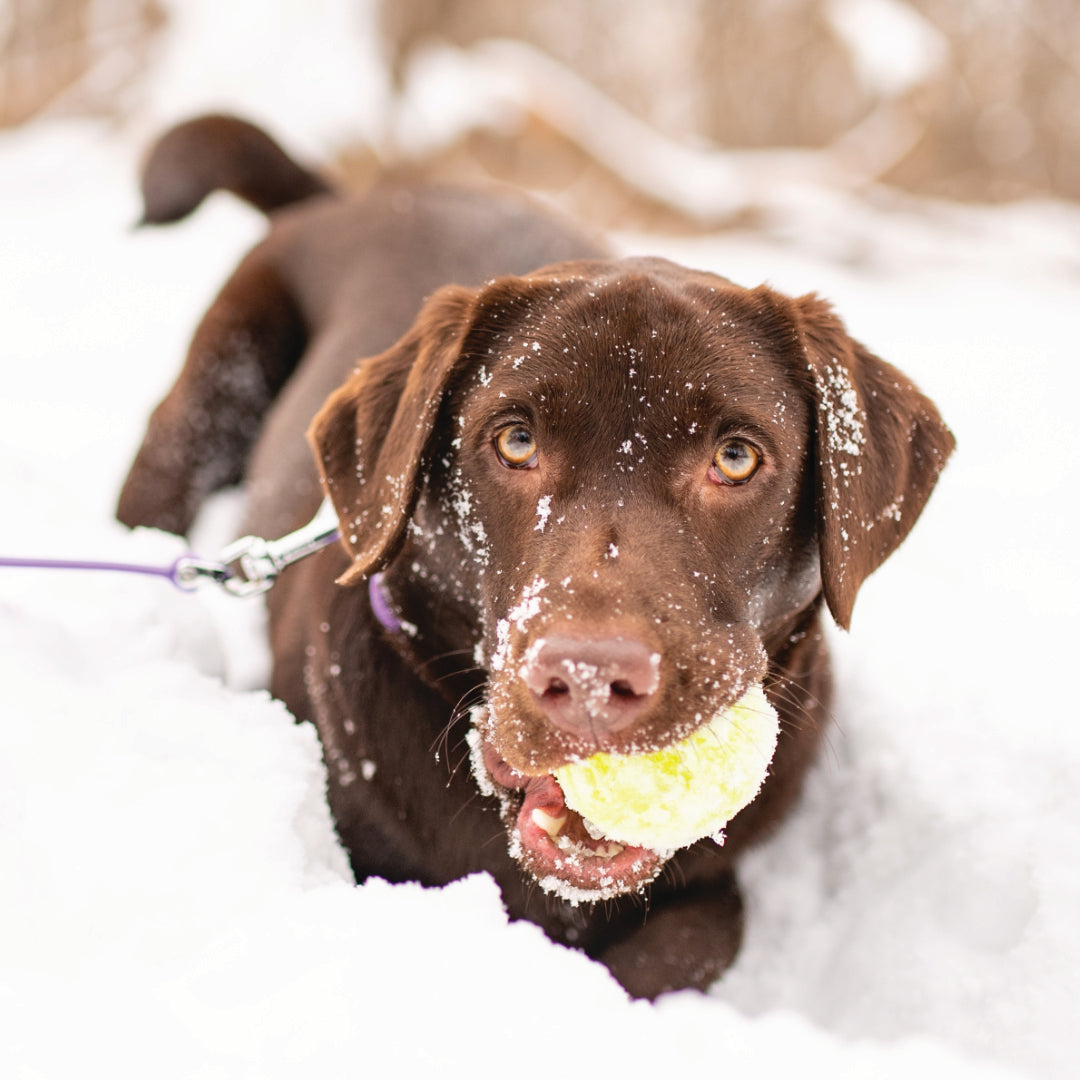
left=495, top=425, right=538, bottom=468
left=711, top=439, right=760, bottom=484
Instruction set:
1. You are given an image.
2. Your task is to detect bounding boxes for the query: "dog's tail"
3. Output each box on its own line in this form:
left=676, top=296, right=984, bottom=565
left=136, top=114, right=335, bottom=226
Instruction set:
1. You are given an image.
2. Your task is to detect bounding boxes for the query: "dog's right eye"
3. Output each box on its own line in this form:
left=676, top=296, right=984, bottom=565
left=494, top=425, right=538, bottom=469
left=711, top=438, right=761, bottom=485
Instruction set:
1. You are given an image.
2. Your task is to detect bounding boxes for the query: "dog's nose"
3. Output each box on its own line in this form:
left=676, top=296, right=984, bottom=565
left=520, top=634, right=660, bottom=738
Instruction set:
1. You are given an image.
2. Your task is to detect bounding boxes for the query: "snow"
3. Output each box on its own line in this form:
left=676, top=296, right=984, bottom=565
left=825, top=0, right=948, bottom=98
left=134, top=0, right=390, bottom=159
left=534, top=493, right=553, bottom=531
left=2, top=11, right=1080, bottom=1079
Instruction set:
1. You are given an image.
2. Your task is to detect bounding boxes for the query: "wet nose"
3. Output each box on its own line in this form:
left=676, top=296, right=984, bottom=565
left=520, top=634, right=660, bottom=738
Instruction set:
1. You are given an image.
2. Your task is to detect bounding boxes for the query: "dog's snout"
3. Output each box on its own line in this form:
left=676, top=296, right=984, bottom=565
left=520, top=634, right=660, bottom=738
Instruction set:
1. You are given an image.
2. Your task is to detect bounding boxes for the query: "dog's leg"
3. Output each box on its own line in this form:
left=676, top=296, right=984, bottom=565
left=117, top=252, right=306, bottom=535
left=594, top=877, right=745, bottom=999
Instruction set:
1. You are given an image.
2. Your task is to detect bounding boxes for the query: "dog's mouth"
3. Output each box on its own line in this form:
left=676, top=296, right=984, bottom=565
left=467, top=714, right=667, bottom=903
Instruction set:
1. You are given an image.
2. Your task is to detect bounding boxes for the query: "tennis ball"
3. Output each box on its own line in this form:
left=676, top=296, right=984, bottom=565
left=553, top=682, right=779, bottom=852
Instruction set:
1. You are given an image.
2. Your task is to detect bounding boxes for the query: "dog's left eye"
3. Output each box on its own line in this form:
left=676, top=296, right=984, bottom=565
left=494, top=425, right=538, bottom=469
left=711, top=439, right=760, bottom=484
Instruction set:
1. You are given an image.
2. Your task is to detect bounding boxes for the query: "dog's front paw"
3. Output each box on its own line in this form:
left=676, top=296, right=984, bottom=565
left=596, top=877, right=744, bottom=1000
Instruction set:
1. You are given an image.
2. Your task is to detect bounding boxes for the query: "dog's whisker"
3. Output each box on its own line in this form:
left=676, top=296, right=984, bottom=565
left=448, top=790, right=482, bottom=827
left=413, top=649, right=479, bottom=677
left=428, top=685, right=488, bottom=764
left=445, top=741, right=477, bottom=787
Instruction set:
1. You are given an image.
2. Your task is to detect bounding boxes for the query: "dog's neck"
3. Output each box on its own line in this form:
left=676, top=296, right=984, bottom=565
left=369, top=563, right=486, bottom=711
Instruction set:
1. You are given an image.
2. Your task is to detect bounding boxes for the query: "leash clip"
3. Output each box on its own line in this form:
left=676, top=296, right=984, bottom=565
left=171, top=555, right=233, bottom=592
left=216, top=500, right=341, bottom=597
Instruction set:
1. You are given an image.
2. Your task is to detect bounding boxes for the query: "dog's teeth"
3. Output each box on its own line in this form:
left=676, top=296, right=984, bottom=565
left=582, top=817, right=606, bottom=840
left=532, top=807, right=568, bottom=838
left=554, top=834, right=625, bottom=859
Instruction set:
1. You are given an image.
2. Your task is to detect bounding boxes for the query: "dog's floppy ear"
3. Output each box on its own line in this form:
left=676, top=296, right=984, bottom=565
left=791, top=293, right=955, bottom=629
left=307, top=284, right=477, bottom=585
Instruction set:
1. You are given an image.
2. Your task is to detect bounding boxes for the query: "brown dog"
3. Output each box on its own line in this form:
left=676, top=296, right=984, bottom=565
left=119, top=115, right=954, bottom=999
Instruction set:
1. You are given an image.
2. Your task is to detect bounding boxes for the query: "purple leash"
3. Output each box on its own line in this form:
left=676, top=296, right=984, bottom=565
left=0, top=500, right=341, bottom=597
left=0, top=553, right=229, bottom=592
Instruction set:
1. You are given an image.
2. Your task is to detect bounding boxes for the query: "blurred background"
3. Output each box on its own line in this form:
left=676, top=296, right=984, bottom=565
left=2, top=0, right=1078, bottom=233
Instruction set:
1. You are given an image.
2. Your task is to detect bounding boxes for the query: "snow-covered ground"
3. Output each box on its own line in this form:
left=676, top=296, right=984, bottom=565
left=2, top=10, right=1079, bottom=1078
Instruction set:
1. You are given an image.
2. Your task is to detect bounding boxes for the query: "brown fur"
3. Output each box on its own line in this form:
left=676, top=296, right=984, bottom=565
left=119, top=116, right=954, bottom=1000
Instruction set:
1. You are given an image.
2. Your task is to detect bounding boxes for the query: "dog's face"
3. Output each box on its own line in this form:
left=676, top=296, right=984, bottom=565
left=310, top=257, right=953, bottom=900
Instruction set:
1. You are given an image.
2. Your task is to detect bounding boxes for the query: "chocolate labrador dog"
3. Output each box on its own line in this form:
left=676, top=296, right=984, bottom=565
left=118, top=115, right=954, bottom=999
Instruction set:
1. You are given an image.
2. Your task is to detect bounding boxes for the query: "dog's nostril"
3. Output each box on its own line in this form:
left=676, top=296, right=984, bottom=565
left=545, top=678, right=570, bottom=698
left=610, top=679, right=638, bottom=699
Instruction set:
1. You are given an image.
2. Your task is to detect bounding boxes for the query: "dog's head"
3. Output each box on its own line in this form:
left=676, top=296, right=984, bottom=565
left=310, top=256, right=954, bottom=899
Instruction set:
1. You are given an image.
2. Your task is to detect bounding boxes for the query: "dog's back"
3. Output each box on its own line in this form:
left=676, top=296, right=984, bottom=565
left=243, top=185, right=608, bottom=539
left=119, top=115, right=604, bottom=538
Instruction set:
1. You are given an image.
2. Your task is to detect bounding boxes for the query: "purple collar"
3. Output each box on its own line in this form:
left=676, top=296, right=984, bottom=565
left=369, top=572, right=403, bottom=633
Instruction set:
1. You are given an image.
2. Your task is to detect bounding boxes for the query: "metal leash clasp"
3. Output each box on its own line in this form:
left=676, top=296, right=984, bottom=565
left=170, top=555, right=234, bottom=592
left=216, top=499, right=341, bottom=597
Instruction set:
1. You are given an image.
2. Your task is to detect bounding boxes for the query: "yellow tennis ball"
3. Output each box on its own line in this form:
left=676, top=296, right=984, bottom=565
left=553, top=682, right=779, bottom=852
